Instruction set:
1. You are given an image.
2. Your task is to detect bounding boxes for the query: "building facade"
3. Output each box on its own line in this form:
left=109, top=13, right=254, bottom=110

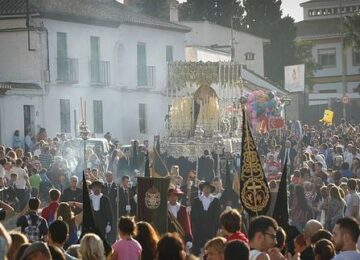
left=0, top=0, right=189, bottom=146
left=179, top=21, right=269, bottom=77
left=296, top=0, right=360, bottom=124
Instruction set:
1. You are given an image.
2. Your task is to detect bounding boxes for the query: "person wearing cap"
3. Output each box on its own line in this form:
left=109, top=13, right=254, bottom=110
left=167, top=187, right=193, bottom=250
left=191, top=181, right=221, bottom=256
left=90, top=179, right=113, bottom=238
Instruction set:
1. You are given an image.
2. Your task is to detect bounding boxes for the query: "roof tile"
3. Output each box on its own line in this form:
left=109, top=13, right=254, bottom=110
left=0, top=0, right=190, bottom=32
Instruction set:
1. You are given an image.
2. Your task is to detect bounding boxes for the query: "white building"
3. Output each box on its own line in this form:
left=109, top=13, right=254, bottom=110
left=185, top=45, right=231, bottom=62
left=179, top=20, right=287, bottom=100
left=296, top=0, right=360, bottom=123
left=179, top=20, right=270, bottom=77
left=0, top=0, right=190, bottom=146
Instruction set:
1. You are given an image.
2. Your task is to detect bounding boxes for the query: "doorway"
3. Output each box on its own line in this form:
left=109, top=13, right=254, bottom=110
left=23, top=105, right=35, bottom=136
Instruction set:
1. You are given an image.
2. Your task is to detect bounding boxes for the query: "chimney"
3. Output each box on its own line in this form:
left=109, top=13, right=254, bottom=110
left=169, top=0, right=179, bottom=22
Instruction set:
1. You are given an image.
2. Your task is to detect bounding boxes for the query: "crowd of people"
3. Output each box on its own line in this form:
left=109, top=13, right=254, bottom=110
left=0, top=119, right=359, bottom=260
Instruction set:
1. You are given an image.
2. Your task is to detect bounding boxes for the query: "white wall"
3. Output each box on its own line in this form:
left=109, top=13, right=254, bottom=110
left=0, top=27, right=43, bottom=83
left=180, top=21, right=266, bottom=76
left=347, top=48, right=360, bottom=75
left=313, top=82, right=341, bottom=93
left=0, top=17, right=186, bottom=146
left=0, top=92, right=44, bottom=146
left=185, top=46, right=231, bottom=62
left=43, top=19, right=185, bottom=142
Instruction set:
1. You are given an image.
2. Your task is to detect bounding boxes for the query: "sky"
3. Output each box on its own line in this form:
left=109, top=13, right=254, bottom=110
left=281, top=0, right=304, bottom=22
left=178, top=0, right=305, bottom=22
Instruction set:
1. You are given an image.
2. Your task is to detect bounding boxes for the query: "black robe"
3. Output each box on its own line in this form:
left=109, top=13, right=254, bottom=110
left=191, top=196, right=221, bottom=255
left=92, top=195, right=113, bottom=238
left=198, top=155, right=215, bottom=182
left=103, top=183, right=118, bottom=243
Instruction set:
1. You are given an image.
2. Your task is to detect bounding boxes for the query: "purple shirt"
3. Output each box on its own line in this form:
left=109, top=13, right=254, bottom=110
left=112, top=238, right=142, bottom=260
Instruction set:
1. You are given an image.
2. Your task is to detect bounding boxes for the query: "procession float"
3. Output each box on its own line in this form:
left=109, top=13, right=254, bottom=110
left=156, top=61, right=286, bottom=176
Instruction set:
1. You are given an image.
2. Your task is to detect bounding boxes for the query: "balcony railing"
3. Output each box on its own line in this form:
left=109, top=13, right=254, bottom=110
left=57, top=57, right=79, bottom=83
left=137, top=65, right=155, bottom=88
left=90, top=60, right=110, bottom=86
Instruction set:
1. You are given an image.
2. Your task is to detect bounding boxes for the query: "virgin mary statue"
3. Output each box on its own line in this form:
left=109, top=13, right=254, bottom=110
left=193, top=85, right=219, bottom=135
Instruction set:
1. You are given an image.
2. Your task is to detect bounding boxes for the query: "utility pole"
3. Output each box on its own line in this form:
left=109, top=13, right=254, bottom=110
left=340, top=0, right=347, bottom=121
left=230, top=16, right=241, bottom=62
left=231, top=17, right=234, bottom=61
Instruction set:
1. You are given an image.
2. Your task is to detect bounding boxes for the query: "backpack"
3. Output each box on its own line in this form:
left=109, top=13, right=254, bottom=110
left=23, top=214, right=42, bottom=242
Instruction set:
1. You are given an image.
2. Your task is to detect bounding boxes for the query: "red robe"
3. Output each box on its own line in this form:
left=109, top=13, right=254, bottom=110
left=168, top=204, right=193, bottom=242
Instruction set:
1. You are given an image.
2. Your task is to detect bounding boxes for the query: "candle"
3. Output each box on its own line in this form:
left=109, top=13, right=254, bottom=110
left=80, top=97, right=84, bottom=122
left=84, top=100, right=87, bottom=124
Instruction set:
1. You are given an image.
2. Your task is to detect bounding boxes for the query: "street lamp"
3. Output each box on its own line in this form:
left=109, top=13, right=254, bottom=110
left=79, top=121, right=90, bottom=172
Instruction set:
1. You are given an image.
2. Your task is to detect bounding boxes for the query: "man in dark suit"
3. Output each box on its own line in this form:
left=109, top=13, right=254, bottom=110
left=118, top=175, right=136, bottom=218
left=198, top=150, right=215, bottom=182
left=103, top=171, right=118, bottom=244
left=277, top=140, right=297, bottom=175
left=89, top=180, right=113, bottom=238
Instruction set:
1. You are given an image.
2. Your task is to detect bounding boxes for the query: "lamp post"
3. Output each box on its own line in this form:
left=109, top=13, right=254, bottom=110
left=79, top=121, right=90, bottom=172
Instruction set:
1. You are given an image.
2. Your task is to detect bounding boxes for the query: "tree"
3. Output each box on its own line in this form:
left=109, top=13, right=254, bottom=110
left=242, top=0, right=282, bottom=38
left=179, top=0, right=216, bottom=22
left=343, top=12, right=360, bottom=48
left=179, top=0, right=243, bottom=28
left=294, top=40, right=319, bottom=88
left=242, top=0, right=297, bottom=84
left=214, top=0, right=244, bottom=28
left=264, top=15, right=297, bottom=85
left=136, top=0, right=169, bottom=19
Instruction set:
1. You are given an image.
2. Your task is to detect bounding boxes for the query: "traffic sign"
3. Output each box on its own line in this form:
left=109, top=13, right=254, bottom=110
left=342, top=95, right=350, bottom=104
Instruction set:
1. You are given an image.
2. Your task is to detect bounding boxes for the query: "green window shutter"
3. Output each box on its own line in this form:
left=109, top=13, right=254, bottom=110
left=137, top=43, right=147, bottom=86
left=57, top=32, right=68, bottom=80
left=90, top=37, right=100, bottom=82
left=90, top=36, right=100, bottom=61
left=57, top=32, right=67, bottom=58
left=166, top=45, right=173, bottom=62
